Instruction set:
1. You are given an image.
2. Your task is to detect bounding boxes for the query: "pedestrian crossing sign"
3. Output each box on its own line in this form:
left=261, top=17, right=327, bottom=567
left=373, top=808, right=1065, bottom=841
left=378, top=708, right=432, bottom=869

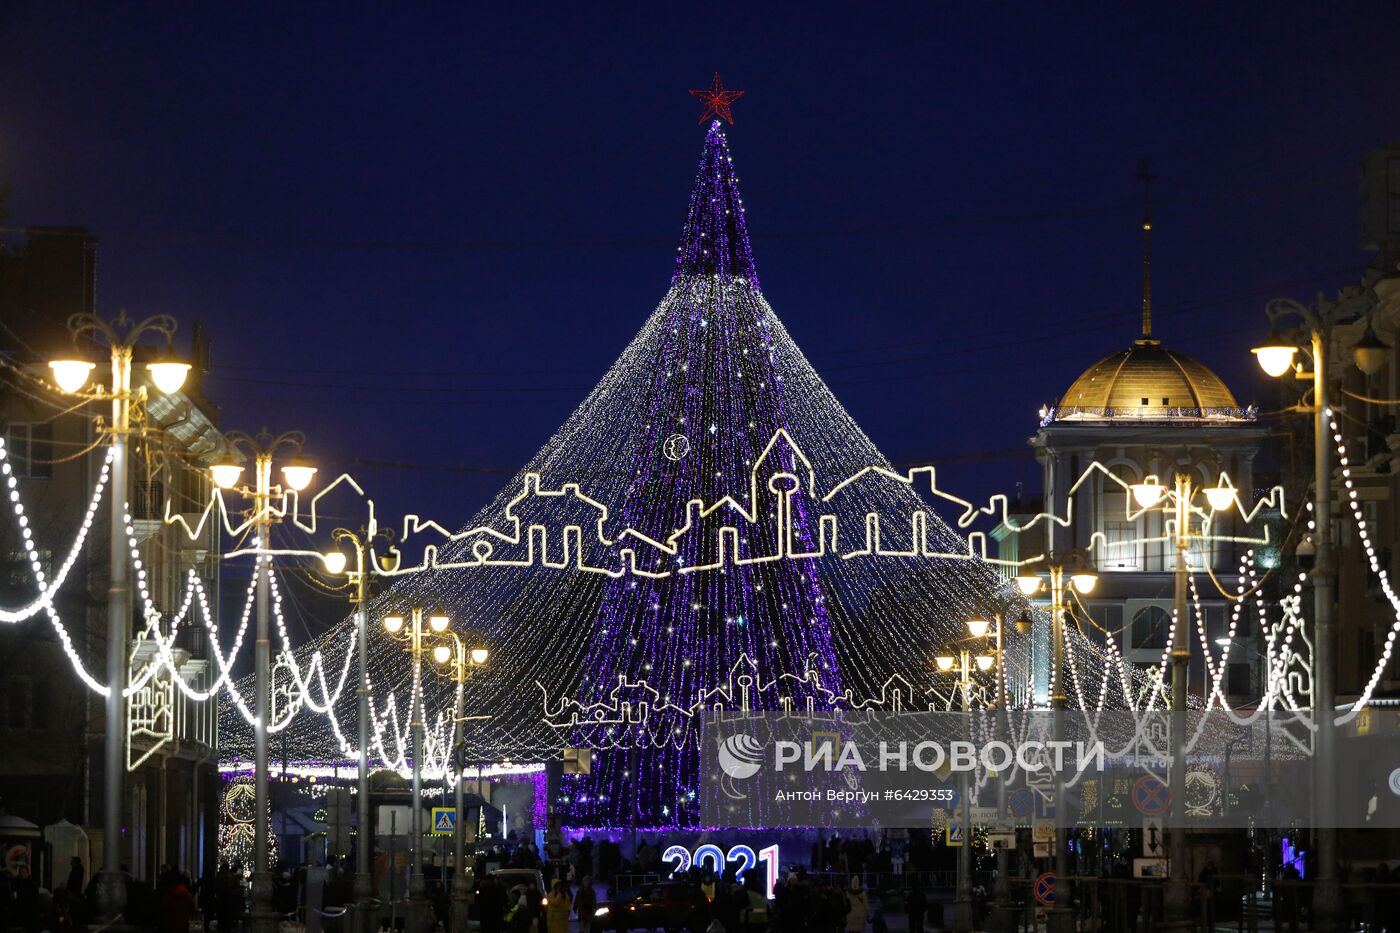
left=430, top=807, right=456, bottom=834
left=946, top=822, right=964, bottom=846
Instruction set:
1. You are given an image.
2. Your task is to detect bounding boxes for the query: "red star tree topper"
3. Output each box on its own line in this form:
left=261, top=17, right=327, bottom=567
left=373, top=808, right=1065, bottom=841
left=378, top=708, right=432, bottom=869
left=689, top=72, right=744, bottom=125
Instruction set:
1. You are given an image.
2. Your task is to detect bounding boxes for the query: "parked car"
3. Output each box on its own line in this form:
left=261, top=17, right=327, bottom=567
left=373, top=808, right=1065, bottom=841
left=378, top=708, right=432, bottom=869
left=591, top=881, right=710, bottom=932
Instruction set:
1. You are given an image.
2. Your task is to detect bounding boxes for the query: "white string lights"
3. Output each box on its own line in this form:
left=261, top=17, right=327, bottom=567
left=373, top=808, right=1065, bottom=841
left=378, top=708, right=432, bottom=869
left=7, top=126, right=1394, bottom=831
left=1328, top=410, right=1400, bottom=721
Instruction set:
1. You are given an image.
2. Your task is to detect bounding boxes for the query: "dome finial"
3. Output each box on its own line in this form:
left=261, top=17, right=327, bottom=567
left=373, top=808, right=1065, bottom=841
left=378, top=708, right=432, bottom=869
left=1136, top=157, right=1157, bottom=342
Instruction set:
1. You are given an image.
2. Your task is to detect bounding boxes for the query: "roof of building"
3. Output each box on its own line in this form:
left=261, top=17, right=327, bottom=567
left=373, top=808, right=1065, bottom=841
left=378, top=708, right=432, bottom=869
left=1047, top=338, right=1253, bottom=424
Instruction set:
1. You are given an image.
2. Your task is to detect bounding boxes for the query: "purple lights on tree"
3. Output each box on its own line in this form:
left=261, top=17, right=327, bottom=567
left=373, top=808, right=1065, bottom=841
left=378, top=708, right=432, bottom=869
left=672, top=121, right=759, bottom=286
left=566, top=123, right=843, bottom=825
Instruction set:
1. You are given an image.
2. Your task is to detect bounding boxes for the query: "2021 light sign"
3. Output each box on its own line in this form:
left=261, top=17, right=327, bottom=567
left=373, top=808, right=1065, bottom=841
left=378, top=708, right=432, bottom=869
left=661, top=843, right=780, bottom=898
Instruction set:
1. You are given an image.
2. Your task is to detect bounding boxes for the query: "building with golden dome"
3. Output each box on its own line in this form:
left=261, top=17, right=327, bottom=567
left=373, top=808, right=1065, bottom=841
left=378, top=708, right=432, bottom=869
left=1025, top=220, right=1269, bottom=690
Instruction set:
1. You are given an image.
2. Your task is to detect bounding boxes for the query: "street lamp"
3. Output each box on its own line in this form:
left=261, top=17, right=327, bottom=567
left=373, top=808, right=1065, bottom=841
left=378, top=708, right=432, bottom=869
left=938, top=626, right=995, bottom=933
left=1126, top=455, right=1236, bottom=923
left=1013, top=551, right=1096, bottom=933
left=48, top=310, right=189, bottom=920
left=1251, top=290, right=1379, bottom=933
left=213, top=428, right=314, bottom=933
left=381, top=607, right=477, bottom=933
left=425, top=629, right=489, bottom=933
left=324, top=526, right=394, bottom=933
left=976, top=604, right=1023, bottom=933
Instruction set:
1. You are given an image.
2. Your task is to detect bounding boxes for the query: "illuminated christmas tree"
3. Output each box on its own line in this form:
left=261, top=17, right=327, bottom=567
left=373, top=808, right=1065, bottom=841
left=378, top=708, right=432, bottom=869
left=228, top=121, right=1112, bottom=829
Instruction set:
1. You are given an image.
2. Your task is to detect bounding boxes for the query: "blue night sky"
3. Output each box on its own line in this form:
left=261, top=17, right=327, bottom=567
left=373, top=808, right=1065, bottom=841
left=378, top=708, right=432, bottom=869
left=2, top=3, right=1398, bottom=524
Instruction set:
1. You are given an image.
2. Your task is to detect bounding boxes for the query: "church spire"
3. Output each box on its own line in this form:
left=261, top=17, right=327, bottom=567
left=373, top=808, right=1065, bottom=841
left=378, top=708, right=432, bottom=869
left=1136, top=157, right=1157, bottom=342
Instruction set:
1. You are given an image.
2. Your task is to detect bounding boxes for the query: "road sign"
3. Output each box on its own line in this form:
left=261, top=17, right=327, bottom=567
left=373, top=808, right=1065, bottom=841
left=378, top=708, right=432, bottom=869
left=1008, top=788, right=1035, bottom=819
left=1141, top=818, right=1164, bottom=857
left=1034, top=872, right=1056, bottom=906
left=1132, top=775, right=1170, bottom=816
left=1133, top=857, right=1168, bottom=879
left=970, top=806, right=999, bottom=824
left=987, top=832, right=1016, bottom=850
left=946, top=822, right=964, bottom=846
left=430, top=807, right=457, bottom=835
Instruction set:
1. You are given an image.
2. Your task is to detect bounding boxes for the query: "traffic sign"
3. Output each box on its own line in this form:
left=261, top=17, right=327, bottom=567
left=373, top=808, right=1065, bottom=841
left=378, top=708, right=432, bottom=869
left=987, top=832, right=1016, bottom=850
left=970, top=806, right=999, bottom=824
left=1008, top=788, right=1035, bottom=819
left=430, top=807, right=457, bottom=835
left=1034, top=872, right=1056, bottom=906
left=1141, top=817, right=1164, bottom=857
left=1132, top=775, right=1170, bottom=816
left=946, top=822, right=964, bottom=846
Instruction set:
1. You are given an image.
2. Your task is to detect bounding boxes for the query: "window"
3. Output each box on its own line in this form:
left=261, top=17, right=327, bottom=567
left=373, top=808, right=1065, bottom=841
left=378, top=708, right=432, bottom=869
left=1131, top=606, right=1172, bottom=651
left=5, top=423, right=54, bottom=479
left=1101, top=468, right=1142, bottom=570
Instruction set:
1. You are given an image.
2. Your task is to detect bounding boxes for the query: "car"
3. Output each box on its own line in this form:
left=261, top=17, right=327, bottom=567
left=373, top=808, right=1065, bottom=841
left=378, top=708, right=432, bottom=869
left=590, top=881, right=710, bottom=932
left=487, top=867, right=547, bottom=902
left=467, top=868, right=548, bottom=929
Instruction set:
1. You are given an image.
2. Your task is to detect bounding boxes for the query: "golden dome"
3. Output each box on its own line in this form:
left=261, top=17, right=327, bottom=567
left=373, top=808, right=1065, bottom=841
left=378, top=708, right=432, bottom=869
left=1051, top=340, right=1250, bottom=423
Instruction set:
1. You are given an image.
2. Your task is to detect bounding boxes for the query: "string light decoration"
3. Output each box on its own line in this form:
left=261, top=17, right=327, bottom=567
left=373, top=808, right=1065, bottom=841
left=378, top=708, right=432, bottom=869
left=219, top=775, right=278, bottom=869
left=0, top=123, right=1334, bottom=826
left=220, top=121, right=1155, bottom=829
left=689, top=73, right=744, bottom=125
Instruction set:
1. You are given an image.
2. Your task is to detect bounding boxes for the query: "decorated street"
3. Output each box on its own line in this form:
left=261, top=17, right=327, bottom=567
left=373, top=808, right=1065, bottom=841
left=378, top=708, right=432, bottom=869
left=2, top=7, right=1400, bottom=933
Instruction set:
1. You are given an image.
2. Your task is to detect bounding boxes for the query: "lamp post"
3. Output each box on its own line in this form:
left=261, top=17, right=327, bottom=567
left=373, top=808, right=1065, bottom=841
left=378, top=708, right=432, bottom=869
left=979, top=607, right=1020, bottom=933
left=324, top=528, right=395, bottom=933
left=1016, top=553, right=1097, bottom=933
left=1127, top=464, right=1236, bottom=923
left=1251, top=290, right=1381, bottom=933
left=49, top=310, right=191, bottom=919
left=425, top=631, right=489, bottom=933
left=937, top=626, right=996, bottom=933
left=211, top=430, right=316, bottom=933
left=381, top=607, right=458, bottom=933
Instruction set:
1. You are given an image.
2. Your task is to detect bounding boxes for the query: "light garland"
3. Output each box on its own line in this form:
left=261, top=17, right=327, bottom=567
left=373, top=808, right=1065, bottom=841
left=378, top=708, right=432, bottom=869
left=216, top=122, right=1148, bottom=829
left=1328, top=410, right=1400, bottom=720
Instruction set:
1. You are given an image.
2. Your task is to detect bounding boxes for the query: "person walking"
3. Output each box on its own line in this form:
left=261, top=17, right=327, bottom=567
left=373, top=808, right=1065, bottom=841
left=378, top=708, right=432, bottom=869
left=66, top=858, right=85, bottom=897
left=159, top=871, right=195, bottom=933
left=574, top=876, right=597, bottom=930
left=544, top=878, right=571, bottom=933
left=844, top=877, right=869, bottom=932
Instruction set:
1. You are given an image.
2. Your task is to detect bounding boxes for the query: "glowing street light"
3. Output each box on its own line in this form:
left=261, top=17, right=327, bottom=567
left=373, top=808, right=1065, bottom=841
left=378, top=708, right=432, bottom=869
left=421, top=623, right=490, bottom=933
left=320, top=550, right=348, bottom=575
left=49, top=358, right=96, bottom=393
left=145, top=359, right=192, bottom=394
left=1130, top=476, right=1167, bottom=509
left=213, top=428, right=315, bottom=933
left=47, top=310, right=190, bottom=921
left=325, top=526, right=394, bottom=927
left=1070, top=571, right=1098, bottom=595
left=1251, top=340, right=1298, bottom=378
